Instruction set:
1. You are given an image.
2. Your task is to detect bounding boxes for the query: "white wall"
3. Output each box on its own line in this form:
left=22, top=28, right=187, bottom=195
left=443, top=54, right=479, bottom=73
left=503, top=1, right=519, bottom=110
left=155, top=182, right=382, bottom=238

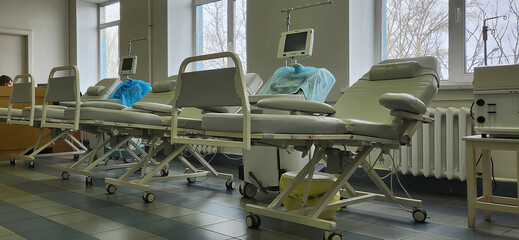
left=0, top=0, right=68, bottom=85
left=167, top=0, right=194, bottom=76
left=348, top=0, right=378, bottom=86
left=247, top=0, right=348, bottom=102
left=119, top=0, right=168, bottom=84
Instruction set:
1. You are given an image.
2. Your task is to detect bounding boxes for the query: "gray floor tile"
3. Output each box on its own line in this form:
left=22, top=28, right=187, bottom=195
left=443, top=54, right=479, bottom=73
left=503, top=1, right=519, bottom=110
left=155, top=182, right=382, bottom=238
left=134, top=219, right=196, bottom=238
left=2, top=218, right=60, bottom=233
left=173, top=212, right=231, bottom=227
left=19, top=226, right=94, bottom=240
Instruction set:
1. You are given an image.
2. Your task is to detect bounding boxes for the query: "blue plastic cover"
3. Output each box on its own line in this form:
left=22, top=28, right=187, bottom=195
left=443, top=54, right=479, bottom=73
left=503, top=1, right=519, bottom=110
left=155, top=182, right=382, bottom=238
left=109, top=79, right=152, bottom=107
left=257, top=64, right=335, bottom=102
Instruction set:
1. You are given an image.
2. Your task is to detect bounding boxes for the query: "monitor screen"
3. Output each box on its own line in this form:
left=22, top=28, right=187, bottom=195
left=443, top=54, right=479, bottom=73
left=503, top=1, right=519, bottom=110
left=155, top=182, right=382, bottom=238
left=284, top=32, right=308, bottom=52
left=121, top=58, right=134, bottom=71
left=119, top=56, right=137, bottom=76
left=277, top=28, right=314, bottom=59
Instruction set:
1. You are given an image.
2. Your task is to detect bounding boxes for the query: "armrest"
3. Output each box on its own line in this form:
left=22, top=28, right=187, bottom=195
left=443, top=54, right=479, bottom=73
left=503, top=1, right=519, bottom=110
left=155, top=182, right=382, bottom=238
left=132, top=102, right=173, bottom=113
left=379, top=93, right=426, bottom=114
left=257, top=98, right=335, bottom=115
left=81, top=101, right=127, bottom=110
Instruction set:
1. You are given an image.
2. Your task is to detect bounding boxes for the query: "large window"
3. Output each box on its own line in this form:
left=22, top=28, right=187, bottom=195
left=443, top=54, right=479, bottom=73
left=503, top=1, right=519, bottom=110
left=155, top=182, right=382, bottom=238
left=382, top=0, right=519, bottom=85
left=99, top=1, right=120, bottom=78
left=195, top=0, right=247, bottom=71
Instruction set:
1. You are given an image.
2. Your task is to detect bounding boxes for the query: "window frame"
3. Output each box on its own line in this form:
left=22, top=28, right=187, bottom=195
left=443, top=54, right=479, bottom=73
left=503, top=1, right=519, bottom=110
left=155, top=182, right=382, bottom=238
left=193, top=0, right=242, bottom=69
left=379, top=0, right=473, bottom=86
left=98, top=0, right=120, bottom=79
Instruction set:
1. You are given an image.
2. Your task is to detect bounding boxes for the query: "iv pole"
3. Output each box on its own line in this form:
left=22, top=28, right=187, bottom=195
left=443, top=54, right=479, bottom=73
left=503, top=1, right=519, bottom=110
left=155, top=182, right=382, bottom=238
left=482, top=15, right=507, bottom=65
left=281, top=1, right=333, bottom=66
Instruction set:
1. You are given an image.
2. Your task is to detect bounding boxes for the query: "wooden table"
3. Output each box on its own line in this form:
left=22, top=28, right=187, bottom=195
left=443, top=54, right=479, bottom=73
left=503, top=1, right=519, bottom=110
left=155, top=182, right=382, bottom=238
left=463, top=135, right=519, bottom=227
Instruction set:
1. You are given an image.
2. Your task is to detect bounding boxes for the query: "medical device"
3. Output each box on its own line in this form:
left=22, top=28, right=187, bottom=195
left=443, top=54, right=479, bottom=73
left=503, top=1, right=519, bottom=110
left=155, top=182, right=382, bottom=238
left=119, top=56, right=138, bottom=77
left=473, top=64, right=519, bottom=137
left=277, top=28, right=314, bottom=60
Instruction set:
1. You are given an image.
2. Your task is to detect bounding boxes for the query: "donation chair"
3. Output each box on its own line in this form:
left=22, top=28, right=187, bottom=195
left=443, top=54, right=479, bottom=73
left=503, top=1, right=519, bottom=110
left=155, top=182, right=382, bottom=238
left=169, top=53, right=439, bottom=240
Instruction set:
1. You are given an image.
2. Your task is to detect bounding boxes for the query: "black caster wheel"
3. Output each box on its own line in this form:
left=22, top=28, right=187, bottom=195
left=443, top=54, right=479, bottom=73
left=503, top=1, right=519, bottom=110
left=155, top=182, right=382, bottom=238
left=106, top=184, right=117, bottom=194
left=225, top=179, right=236, bottom=190
left=85, top=176, right=93, bottom=186
left=160, top=168, right=169, bottom=177
left=245, top=214, right=261, bottom=229
left=185, top=169, right=196, bottom=183
left=73, top=154, right=80, bottom=160
left=239, top=182, right=257, bottom=198
left=123, top=158, right=133, bottom=163
left=9, top=158, right=16, bottom=165
left=323, top=231, right=342, bottom=240
left=143, top=192, right=155, bottom=203
left=412, top=208, right=427, bottom=222
left=28, top=161, right=35, bottom=169
left=61, top=171, right=70, bottom=180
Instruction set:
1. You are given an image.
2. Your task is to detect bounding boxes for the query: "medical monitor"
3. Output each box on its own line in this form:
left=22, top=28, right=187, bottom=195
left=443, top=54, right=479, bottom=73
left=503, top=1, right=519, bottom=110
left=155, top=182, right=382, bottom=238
left=277, top=28, right=314, bottom=59
left=119, top=56, right=138, bottom=76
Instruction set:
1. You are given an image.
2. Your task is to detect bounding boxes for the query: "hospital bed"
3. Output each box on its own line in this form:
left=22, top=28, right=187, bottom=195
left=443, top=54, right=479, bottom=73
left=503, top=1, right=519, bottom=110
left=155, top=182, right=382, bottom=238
left=7, top=66, right=120, bottom=168
left=167, top=52, right=439, bottom=240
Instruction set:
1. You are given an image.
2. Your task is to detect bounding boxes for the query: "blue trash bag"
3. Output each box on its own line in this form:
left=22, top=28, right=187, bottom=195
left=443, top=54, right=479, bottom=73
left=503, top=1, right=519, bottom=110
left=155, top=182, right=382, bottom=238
left=257, top=64, right=335, bottom=102
left=108, top=79, right=152, bottom=107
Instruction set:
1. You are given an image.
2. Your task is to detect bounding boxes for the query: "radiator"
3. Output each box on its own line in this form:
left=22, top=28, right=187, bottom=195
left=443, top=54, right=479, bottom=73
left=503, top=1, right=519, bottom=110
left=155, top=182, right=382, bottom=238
left=396, top=107, right=472, bottom=181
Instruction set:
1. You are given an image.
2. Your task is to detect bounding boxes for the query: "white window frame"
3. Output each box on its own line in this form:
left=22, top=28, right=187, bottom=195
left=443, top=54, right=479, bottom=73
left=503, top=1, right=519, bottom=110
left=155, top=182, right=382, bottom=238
left=98, top=0, right=120, bottom=78
left=379, top=0, right=473, bottom=86
left=194, top=0, right=239, bottom=67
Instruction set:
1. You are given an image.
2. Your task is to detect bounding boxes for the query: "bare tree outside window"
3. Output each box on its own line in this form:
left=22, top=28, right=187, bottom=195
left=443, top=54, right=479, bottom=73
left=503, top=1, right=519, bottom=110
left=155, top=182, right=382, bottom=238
left=100, top=2, right=120, bottom=78
left=385, top=0, right=449, bottom=79
left=465, top=0, right=519, bottom=72
left=196, top=0, right=247, bottom=71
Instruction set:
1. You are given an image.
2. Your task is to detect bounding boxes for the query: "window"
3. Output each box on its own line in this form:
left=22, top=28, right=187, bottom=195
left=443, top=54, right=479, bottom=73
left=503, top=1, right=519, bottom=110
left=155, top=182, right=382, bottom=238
left=99, top=1, right=120, bottom=78
left=195, top=0, right=247, bottom=71
left=382, top=0, right=519, bottom=85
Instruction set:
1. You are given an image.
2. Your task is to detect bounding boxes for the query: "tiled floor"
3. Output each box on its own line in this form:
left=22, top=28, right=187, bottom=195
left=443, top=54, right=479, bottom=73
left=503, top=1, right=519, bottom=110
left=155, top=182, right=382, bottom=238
left=0, top=156, right=518, bottom=240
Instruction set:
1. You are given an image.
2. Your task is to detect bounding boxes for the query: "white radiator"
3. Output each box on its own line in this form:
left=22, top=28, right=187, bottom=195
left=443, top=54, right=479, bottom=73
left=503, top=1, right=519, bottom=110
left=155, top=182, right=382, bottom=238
left=396, top=107, right=472, bottom=181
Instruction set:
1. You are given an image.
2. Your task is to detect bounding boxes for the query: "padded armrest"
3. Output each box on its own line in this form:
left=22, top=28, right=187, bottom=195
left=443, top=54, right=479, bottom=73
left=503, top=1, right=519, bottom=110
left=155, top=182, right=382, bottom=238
left=132, top=102, right=173, bottom=113
left=257, top=98, right=335, bottom=115
left=81, top=101, right=126, bottom=110
left=379, top=93, right=426, bottom=114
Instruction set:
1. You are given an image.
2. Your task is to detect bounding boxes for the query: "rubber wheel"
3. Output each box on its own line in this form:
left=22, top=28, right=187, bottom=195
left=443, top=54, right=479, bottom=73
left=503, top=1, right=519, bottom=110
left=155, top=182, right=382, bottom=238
left=324, top=232, right=342, bottom=240
left=123, top=158, right=133, bottom=163
left=9, top=158, right=16, bottom=165
left=412, top=209, right=427, bottom=222
left=240, top=183, right=257, bottom=198
left=106, top=184, right=117, bottom=194
left=185, top=169, right=196, bottom=183
left=160, top=168, right=169, bottom=177
left=245, top=214, right=261, bottom=229
left=143, top=192, right=155, bottom=203
left=225, top=179, right=236, bottom=190
left=61, top=171, right=70, bottom=180
left=85, top=176, right=93, bottom=186
left=28, top=161, right=35, bottom=169
left=73, top=154, right=80, bottom=160
left=105, top=159, right=116, bottom=166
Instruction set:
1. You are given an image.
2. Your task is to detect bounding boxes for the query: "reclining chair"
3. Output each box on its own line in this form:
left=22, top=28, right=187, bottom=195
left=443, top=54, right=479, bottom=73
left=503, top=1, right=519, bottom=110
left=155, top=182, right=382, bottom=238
left=169, top=52, right=439, bottom=240
left=8, top=66, right=120, bottom=168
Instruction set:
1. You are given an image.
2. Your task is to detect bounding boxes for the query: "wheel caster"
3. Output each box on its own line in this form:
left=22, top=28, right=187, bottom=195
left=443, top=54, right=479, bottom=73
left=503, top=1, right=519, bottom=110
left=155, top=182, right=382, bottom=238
left=61, top=171, right=70, bottom=180
left=225, top=179, right=236, bottom=190
left=85, top=176, right=93, bottom=186
left=239, top=182, right=257, bottom=198
left=9, top=158, right=16, bottom=165
left=105, top=159, right=116, bottom=166
left=323, top=231, right=342, bottom=240
left=245, top=214, right=261, bottom=229
left=106, top=184, right=117, bottom=194
left=123, top=158, right=133, bottom=163
left=185, top=169, right=196, bottom=183
left=160, top=168, right=169, bottom=177
left=73, top=154, right=80, bottom=160
left=28, top=161, right=35, bottom=169
left=412, top=208, right=427, bottom=222
left=143, top=192, right=155, bottom=203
